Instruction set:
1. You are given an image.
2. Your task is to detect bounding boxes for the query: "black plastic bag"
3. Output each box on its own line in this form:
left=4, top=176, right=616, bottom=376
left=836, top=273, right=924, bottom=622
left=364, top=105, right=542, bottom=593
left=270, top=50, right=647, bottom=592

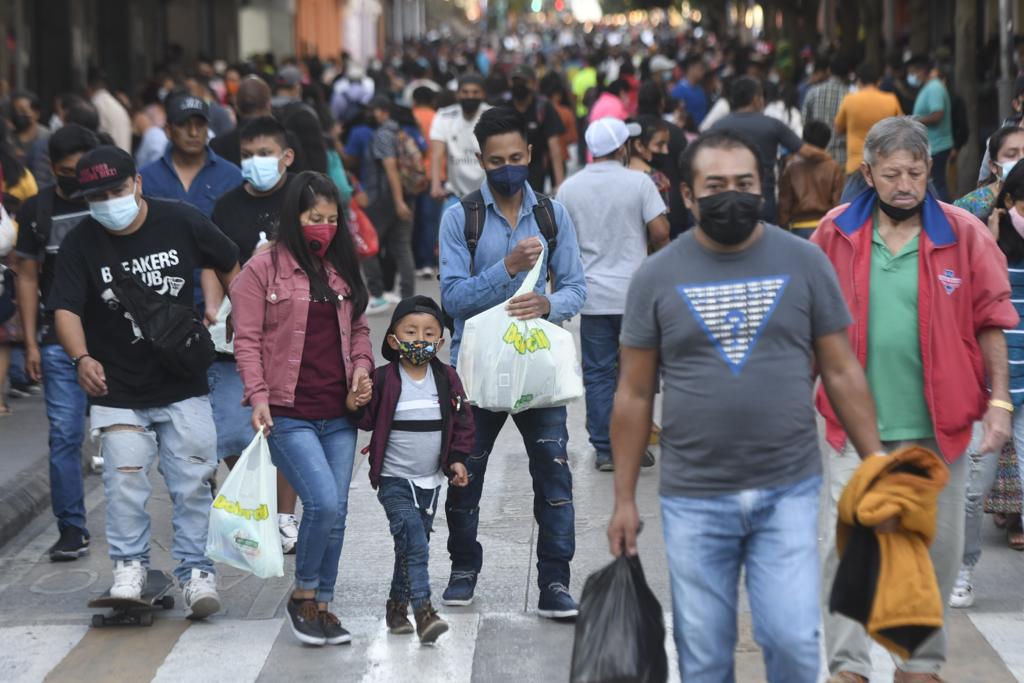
left=570, top=554, right=668, bottom=683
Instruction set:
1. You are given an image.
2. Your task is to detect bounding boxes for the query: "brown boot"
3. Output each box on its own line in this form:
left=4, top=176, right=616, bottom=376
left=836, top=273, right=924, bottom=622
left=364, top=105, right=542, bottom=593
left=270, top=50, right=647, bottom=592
left=386, top=599, right=414, bottom=635
left=414, top=601, right=449, bottom=644
left=826, top=674, right=868, bottom=683
left=893, top=671, right=943, bottom=682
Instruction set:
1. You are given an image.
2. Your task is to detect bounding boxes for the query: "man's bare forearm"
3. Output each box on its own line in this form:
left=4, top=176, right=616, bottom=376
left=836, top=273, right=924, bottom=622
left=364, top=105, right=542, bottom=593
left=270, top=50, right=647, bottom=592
left=15, top=257, right=40, bottom=348
left=821, top=362, right=883, bottom=458
left=979, top=327, right=1010, bottom=400
left=54, top=309, right=88, bottom=358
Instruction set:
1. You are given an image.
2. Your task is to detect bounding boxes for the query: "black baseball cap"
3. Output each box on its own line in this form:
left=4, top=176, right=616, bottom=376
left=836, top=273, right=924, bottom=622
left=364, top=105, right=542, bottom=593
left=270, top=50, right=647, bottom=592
left=166, top=92, right=210, bottom=125
left=382, top=296, right=445, bottom=361
left=73, top=145, right=136, bottom=199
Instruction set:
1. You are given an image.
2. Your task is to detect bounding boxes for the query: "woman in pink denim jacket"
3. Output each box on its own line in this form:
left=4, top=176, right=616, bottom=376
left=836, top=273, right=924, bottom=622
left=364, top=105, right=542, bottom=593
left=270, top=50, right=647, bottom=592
left=230, top=172, right=374, bottom=646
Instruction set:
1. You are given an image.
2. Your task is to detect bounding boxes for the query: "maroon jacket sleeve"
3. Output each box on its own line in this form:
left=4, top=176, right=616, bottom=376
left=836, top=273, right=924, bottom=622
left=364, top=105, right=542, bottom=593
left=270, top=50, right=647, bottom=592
left=447, top=366, right=475, bottom=466
left=355, top=367, right=383, bottom=432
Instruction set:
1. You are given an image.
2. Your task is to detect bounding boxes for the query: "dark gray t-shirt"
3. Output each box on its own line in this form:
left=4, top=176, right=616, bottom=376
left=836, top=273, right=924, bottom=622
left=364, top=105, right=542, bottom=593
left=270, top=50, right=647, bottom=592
left=621, top=226, right=851, bottom=497
left=710, top=112, right=803, bottom=191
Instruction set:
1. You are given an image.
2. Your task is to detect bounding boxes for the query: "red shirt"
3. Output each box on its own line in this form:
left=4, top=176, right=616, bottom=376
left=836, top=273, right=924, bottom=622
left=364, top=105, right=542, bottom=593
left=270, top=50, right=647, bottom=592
left=271, top=299, right=347, bottom=420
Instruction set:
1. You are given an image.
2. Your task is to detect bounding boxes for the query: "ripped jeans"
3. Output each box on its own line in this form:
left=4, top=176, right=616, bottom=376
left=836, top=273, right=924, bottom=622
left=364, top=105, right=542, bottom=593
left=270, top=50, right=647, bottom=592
left=446, top=405, right=575, bottom=588
left=378, top=476, right=440, bottom=609
left=90, top=396, right=218, bottom=585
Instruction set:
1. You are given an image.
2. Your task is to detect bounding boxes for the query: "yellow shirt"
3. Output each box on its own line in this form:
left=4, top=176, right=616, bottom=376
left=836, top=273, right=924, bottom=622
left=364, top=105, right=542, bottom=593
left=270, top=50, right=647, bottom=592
left=834, top=86, right=903, bottom=174
left=3, top=169, right=38, bottom=206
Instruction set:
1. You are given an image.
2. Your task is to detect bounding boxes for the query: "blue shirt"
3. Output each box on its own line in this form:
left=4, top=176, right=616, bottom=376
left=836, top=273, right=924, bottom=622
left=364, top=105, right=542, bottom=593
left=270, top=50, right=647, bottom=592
left=439, top=182, right=587, bottom=367
left=140, top=145, right=242, bottom=217
left=344, top=125, right=375, bottom=186
left=670, top=78, right=708, bottom=125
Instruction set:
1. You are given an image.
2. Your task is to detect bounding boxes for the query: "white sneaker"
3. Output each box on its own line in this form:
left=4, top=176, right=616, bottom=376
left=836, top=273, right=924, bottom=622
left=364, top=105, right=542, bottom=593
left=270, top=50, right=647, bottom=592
left=383, top=291, right=402, bottom=304
left=279, top=513, right=299, bottom=555
left=366, top=297, right=392, bottom=315
left=110, top=560, right=147, bottom=600
left=949, top=566, right=974, bottom=608
left=416, top=267, right=436, bottom=279
left=183, top=569, right=221, bottom=620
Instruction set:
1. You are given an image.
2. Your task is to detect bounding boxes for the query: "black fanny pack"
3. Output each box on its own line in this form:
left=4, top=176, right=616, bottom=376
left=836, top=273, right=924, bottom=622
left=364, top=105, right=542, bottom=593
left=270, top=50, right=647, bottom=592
left=91, top=228, right=215, bottom=379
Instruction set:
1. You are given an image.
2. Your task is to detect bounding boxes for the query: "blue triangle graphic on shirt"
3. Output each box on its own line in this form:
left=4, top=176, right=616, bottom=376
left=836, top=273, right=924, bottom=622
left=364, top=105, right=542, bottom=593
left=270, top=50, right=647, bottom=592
left=677, top=276, right=790, bottom=375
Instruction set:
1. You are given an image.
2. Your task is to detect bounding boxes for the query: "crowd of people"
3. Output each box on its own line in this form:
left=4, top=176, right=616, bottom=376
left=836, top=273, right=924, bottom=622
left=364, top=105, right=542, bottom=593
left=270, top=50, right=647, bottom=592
left=1, top=18, right=1024, bottom=681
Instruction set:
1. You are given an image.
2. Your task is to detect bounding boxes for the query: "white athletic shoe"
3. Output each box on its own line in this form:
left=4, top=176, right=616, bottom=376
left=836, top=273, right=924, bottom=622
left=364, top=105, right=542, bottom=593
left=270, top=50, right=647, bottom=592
left=383, top=291, right=402, bottom=304
left=183, top=569, right=221, bottom=620
left=110, top=560, right=147, bottom=600
left=949, top=566, right=974, bottom=608
left=366, top=297, right=392, bottom=315
left=279, top=513, right=299, bottom=555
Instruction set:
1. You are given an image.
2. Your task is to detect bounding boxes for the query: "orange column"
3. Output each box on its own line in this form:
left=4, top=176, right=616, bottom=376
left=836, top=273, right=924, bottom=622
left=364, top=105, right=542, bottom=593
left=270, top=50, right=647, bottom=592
left=295, top=0, right=345, bottom=59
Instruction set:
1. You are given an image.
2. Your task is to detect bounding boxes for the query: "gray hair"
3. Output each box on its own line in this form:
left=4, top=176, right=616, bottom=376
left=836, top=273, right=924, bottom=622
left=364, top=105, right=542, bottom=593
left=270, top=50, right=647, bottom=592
left=862, top=116, right=931, bottom=166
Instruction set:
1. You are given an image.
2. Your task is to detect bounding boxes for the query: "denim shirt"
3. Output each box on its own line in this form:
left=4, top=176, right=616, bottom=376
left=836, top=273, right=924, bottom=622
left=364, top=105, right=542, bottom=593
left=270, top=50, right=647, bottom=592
left=439, top=181, right=587, bottom=366
left=139, top=145, right=242, bottom=217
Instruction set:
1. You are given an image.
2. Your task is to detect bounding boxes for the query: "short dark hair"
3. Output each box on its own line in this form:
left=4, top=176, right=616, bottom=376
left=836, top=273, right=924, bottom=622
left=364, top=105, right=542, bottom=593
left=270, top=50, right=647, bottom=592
left=48, top=123, right=101, bottom=163
left=802, top=120, right=832, bottom=149
left=64, top=102, right=100, bottom=132
left=458, top=74, right=486, bottom=90
left=907, top=54, right=932, bottom=71
left=239, top=115, right=289, bottom=149
left=607, top=79, right=631, bottom=96
left=855, top=62, right=880, bottom=85
left=11, top=89, right=40, bottom=112
left=637, top=81, right=665, bottom=116
left=682, top=54, right=704, bottom=72
left=678, top=129, right=762, bottom=188
left=474, top=107, right=528, bottom=150
left=829, top=56, right=850, bottom=78
left=729, top=76, right=762, bottom=110
left=412, top=86, right=436, bottom=107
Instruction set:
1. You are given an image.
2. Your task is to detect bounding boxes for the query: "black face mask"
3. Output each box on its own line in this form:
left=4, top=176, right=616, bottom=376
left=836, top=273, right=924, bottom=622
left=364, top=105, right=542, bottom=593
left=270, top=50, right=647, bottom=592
left=56, top=174, right=80, bottom=198
left=459, top=98, right=483, bottom=116
left=11, top=113, right=31, bottom=132
left=511, top=82, right=531, bottom=101
left=650, top=152, right=669, bottom=168
left=697, top=190, right=763, bottom=246
left=877, top=197, right=923, bottom=222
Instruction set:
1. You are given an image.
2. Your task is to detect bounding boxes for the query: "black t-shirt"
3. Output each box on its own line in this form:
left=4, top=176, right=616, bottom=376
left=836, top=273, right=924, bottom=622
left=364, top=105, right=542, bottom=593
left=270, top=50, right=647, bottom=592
left=522, top=96, right=565, bottom=192
left=14, top=188, right=92, bottom=345
left=210, top=126, right=308, bottom=173
left=48, top=198, right=240, bottom=409
left=211, top=175, right=293, bottom=265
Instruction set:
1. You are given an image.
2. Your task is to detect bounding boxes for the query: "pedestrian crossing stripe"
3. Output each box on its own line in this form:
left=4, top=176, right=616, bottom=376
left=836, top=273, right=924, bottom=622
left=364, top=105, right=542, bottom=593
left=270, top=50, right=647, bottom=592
left=677, top=276, right=789, bottom=375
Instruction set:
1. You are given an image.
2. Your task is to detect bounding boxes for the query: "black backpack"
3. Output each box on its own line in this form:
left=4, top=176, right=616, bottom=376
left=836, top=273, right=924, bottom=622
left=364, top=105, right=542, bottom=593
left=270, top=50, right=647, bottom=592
left=90, top=228, right=215, bottom=379
left=459, top=189, right=558, bottom=275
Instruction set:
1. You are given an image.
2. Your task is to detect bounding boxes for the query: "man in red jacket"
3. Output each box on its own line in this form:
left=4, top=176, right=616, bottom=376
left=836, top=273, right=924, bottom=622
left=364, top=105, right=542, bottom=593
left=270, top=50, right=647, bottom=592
left=813, top=116, right=1019, bottom=683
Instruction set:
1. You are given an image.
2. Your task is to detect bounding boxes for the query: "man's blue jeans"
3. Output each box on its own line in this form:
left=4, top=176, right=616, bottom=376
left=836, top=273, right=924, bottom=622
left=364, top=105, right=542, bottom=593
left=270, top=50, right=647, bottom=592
left=446, top=405, right=575, bottom=588
left=580, top=315, right=621, bottom=456
left=661, top=474, right=822, bottom=683
left=378, top=476, right=440, bottom=609
left=413, top=192, right=441, bottom=269
left=268, top=416, right=356, bottom=603
left=41, top=344, right=88, bottom=532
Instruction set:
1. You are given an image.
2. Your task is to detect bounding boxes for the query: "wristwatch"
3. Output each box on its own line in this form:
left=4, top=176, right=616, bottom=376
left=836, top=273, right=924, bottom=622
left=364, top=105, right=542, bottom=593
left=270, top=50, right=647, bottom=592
left=71, top=354, right=91, bottom=368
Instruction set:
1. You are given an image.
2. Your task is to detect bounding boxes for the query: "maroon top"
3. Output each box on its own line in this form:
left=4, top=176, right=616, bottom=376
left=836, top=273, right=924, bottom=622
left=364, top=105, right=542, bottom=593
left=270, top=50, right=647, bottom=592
left=271, top=299, right=347, bottom=420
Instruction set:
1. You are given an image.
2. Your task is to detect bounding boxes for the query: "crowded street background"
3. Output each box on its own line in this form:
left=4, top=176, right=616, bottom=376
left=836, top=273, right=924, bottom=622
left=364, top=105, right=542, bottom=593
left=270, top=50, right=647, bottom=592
left=4, top=1, right=1024, bottom=682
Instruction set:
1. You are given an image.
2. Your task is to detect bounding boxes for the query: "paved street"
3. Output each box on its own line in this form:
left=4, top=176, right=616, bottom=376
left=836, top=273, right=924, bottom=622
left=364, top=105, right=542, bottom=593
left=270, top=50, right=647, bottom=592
left=2, top=281, right=1024, bottom=682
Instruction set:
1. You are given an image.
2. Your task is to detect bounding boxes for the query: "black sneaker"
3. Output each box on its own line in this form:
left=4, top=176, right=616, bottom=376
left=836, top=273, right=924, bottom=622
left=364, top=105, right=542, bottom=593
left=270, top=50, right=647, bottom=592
left=641, top=449, right=656, bottom=468
left=319, top=609, right=352, bottom=645
left=537, top=582, right=579, bottom=620
left=594, top=453, right=614, bottom=471
left=287, top=598, right=326, bottom=645
left=48, top=526, right=90, bottom=562
left=441, top=570, right=477, bottom=606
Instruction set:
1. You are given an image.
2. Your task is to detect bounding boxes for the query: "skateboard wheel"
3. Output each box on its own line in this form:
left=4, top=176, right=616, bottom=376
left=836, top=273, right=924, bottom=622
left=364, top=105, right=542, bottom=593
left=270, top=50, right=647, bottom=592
left=139, top=612, right=154, bottom=626
left=91, top=614, right=105, bottom=627
left=160, top=596, right=175, bottom=610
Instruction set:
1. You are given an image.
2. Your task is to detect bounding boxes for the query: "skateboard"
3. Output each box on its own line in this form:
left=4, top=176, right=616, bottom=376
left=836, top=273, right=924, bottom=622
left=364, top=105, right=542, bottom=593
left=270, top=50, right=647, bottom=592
left=88, top=569, right=175, bottom=627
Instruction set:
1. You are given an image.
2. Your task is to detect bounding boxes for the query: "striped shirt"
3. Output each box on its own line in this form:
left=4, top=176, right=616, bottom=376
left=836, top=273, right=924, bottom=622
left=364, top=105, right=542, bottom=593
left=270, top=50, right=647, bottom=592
left=802, top=77, right=848, bottom=171
left=1008, top=264, right=1024, bottom=404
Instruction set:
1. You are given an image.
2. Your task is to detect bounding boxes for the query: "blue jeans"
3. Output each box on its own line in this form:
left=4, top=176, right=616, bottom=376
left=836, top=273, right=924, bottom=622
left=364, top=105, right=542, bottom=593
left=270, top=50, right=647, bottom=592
left=661, top=475, right=823, bottom=683
left=446, top=405, right=575, bottom=588
left=378, top=476, right=440, bottom=609
left=91, top=396, right=218, bottom=585
left=41, top=345, right=89, bottom=532
left=413, top=192, right=441, bottom=269
left=580, top=315, right=621, bottom=455
left=207, top=360, right=255, bottom=459
left=268, top=416, right=356, bottom=603
left=930, top=148, right=950, bottom=202
left=9, top=345, right=27, bottom=385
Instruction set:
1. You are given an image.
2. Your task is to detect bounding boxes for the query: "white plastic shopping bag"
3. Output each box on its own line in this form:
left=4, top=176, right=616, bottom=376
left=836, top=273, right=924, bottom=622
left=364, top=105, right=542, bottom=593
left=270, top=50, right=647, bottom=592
left=205, top=431, right=284, bottom=578
left=208, top=296, right=233, bottom=354
left=458, top=244, right=584, bottom=414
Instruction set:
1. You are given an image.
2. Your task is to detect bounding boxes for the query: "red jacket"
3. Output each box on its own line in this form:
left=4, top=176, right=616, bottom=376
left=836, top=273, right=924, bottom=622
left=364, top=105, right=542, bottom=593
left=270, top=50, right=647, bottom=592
left=812, top=190, right=1018, bottom=462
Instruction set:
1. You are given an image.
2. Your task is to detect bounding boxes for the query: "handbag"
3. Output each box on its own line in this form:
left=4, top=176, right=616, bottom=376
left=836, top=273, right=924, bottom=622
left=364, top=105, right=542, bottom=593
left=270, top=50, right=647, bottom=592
left=347, top=198, right=379, bottom=260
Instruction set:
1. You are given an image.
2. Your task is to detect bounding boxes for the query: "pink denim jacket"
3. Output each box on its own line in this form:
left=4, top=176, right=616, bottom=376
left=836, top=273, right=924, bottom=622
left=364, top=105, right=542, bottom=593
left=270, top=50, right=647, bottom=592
left=230, top=245, right=374, bottom=408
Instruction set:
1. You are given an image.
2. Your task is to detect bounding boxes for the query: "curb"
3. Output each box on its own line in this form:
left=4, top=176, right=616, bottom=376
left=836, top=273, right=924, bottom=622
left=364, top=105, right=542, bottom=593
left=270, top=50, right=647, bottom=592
left=0, top=461, right=52, bottom=549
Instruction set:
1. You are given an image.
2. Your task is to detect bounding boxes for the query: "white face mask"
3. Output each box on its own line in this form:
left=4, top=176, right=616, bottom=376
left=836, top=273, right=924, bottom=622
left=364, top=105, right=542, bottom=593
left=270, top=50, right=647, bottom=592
left=1000, top=159, right=1020, bottom=181
left=89, top=183, right=140, bottom=232
left=241, top=155, right=283, bottom=192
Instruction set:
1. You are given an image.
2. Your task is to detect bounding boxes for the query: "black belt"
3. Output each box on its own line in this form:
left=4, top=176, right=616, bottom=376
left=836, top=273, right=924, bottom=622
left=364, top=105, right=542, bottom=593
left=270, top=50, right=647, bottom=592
left=391, top=419, right=443, bottom=432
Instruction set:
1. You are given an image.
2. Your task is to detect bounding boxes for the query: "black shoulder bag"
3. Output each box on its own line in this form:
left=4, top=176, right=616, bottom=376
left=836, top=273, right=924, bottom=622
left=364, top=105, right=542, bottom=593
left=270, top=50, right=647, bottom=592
left=90, top=228, right=215, bottom=379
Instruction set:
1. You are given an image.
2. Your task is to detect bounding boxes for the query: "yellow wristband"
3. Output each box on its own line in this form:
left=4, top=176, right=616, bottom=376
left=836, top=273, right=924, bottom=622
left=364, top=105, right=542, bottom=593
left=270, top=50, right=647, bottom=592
left=989, top=399, right=1015, bottom=413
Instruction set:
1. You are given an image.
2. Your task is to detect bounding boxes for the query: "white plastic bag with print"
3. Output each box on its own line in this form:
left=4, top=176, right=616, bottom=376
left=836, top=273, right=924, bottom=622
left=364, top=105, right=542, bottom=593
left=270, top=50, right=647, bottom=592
left=458, top=244, right=584, bottom=414
left=205, top=431, right=284, bottom=578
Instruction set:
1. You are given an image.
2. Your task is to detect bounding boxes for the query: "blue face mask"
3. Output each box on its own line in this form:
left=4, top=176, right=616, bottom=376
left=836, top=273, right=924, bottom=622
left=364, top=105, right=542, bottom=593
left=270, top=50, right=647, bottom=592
left=90, top=184, right=141, bottom=232
left=907, top=73, right=921, bottom=88
left=1001, top=159, right=1020, bottom=181
left=486, top=164, right=530, bottom=197
left=241, top=155, right=283, bottom=192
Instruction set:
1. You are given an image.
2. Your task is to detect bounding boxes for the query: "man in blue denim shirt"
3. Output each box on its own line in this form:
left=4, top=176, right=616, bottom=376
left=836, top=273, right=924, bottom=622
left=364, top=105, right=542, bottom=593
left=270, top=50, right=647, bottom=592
left=439, top=107, right=586, bottom=618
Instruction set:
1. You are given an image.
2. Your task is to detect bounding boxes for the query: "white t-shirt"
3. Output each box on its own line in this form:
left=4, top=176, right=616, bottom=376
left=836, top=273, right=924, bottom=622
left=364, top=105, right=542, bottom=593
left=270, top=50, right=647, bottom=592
left=429, top=103, right=492, bottom=198
left=555, top=161, right=666, bottom=315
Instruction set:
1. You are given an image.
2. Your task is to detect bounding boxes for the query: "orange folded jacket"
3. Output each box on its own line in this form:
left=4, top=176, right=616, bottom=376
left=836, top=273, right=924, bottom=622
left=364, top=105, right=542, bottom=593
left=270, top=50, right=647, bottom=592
left=829, top=446, right=950, bottom=660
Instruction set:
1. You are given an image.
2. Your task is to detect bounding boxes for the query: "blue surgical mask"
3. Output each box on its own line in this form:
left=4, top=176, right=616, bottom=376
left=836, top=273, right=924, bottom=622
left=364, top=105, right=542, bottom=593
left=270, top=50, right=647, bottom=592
left=90, top=184, right=141, bottom=232
left=486, top=164, right=530, bottom=197
left=241, top=155, right=283, bottom=192
left=907, top=73, right=921, bottom=88
left=1001, top=159, right=1020, bottom=181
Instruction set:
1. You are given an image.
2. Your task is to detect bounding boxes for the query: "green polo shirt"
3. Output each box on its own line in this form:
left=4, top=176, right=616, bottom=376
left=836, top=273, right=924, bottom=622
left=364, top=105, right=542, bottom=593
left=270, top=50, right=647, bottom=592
left=866, top=224, right=934, bottom=441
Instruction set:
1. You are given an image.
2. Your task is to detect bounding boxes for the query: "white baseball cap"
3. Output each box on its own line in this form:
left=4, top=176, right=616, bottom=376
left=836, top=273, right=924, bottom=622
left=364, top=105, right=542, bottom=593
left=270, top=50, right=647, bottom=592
left=585, top=117, right=642, bottom=158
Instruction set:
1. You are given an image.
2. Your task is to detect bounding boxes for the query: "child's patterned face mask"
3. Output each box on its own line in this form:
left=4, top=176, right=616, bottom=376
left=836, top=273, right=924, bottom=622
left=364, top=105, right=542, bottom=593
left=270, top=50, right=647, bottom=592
left=391, top=337, right=440, bottom=366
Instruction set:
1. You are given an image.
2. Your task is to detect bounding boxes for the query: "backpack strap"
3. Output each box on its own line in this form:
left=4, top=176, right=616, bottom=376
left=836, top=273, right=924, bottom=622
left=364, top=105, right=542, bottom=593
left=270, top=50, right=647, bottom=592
left=32, top=187, right=55, bottom=252
left=460, top=190, right=486, bottom=275
left=531, top=192, right=559, bottom=256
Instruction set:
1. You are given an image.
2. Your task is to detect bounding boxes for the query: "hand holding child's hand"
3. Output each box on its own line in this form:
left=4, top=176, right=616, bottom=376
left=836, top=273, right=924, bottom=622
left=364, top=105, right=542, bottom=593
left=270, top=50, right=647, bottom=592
left=345, top=373, right=373, bottom=411
left=449, top=462, right=469, bottom=487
